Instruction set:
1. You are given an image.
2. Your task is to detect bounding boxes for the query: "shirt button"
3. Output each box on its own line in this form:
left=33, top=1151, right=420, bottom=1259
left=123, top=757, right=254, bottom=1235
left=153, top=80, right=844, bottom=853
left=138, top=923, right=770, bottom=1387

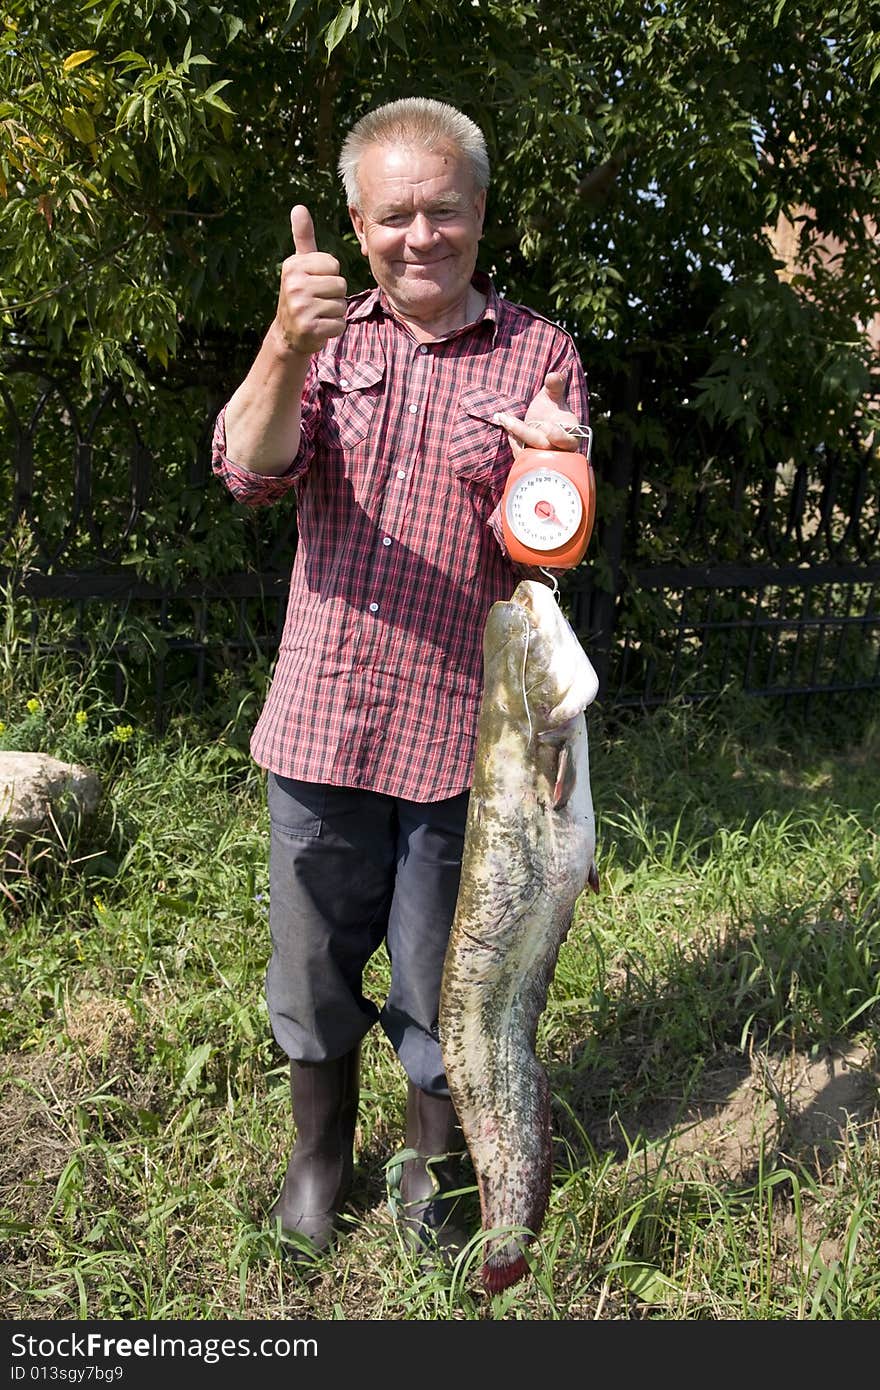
left=396, top=469, right=406, bottom=478
left=408, top=403, right=418, bottom=413
left=382, top=537, right=392, bottom=546
left=369, top=602, right=379, bottom=613
left=340, top=377, right=350, bottom=387
left=419, top=345, right=428, bottom=355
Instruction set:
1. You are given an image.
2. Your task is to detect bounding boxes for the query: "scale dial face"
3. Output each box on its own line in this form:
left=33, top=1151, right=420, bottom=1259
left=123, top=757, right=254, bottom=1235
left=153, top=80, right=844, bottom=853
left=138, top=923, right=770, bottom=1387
left=503, top=467, right=584, bottom=552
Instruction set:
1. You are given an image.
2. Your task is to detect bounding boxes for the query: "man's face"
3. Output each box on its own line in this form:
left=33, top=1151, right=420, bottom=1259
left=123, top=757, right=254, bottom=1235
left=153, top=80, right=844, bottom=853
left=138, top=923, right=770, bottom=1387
left=348, top=141, right=487, bottom=325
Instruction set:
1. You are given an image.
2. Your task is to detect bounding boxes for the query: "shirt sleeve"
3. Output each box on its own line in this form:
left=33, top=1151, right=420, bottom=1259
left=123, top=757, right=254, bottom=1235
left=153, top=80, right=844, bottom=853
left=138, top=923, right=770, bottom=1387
left=556, top=337, right=589, bottom=428
left=211, top=356, right=322, bottom=507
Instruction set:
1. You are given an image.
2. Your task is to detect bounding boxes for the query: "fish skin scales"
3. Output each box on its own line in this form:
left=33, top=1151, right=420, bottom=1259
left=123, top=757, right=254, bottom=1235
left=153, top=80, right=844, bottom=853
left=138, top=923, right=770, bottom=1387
left=439, top=580, right=598, bottom=1294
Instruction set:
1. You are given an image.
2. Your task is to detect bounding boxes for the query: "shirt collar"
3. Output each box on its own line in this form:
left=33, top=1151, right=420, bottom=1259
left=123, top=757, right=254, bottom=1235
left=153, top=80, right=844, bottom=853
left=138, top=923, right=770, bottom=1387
left=347, top=272, right=499, bottom=340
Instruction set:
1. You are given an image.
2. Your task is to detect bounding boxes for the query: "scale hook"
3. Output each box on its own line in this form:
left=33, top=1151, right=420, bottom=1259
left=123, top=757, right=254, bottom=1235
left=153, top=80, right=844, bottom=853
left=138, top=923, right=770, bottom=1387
left=538, top=567, right=560, bottom=602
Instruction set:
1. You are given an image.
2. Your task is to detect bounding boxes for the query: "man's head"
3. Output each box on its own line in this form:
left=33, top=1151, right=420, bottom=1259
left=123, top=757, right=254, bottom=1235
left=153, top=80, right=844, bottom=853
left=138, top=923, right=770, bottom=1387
left=338, top=98, right=490, bottom=208
left=338, top=99, right=490, bottom=330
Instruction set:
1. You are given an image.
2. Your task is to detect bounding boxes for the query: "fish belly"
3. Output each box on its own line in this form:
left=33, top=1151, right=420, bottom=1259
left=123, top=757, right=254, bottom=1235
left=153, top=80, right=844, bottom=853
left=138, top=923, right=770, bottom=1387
left=440, top=717, right=594, bottom=1293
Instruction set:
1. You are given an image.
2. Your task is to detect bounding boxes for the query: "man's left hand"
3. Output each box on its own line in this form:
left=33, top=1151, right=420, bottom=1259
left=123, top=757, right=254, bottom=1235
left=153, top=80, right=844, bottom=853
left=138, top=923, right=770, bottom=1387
left=493, top=372, right=580, bottom=455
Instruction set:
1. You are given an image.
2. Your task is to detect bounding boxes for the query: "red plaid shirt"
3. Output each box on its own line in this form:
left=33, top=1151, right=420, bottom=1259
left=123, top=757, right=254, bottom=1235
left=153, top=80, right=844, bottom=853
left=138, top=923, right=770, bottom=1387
left=212, top=273, right=589, bottom=800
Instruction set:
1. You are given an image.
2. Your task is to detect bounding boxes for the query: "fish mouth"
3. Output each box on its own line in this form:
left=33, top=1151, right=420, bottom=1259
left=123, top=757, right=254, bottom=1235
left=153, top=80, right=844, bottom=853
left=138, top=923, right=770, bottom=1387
left=483, top=581, right=598, bottom=731
left=509, top=581, right=599, bottom=725
left=507, top=578, right=548, bottom=620
left=482, top=601, right=530, bottom=666
left=488, top=580, right=556, bottom=642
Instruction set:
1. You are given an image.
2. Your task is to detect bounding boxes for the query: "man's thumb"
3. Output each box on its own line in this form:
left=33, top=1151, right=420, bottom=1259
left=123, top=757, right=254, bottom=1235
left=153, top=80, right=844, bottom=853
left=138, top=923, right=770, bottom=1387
left=542, top=371, right=568, bottom=404
left=290, top=204, right=318, bottom=255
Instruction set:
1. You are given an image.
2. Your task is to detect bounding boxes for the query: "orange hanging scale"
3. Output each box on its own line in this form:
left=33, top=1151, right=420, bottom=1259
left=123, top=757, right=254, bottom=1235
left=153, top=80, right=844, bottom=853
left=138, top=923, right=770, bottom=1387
left=500, top=423, right=596, bottom=570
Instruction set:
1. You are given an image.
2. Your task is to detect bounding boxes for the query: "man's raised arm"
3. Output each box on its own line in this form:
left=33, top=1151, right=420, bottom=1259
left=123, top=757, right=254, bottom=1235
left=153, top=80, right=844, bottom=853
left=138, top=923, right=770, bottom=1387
left=223, top=205, right=347, bottom=475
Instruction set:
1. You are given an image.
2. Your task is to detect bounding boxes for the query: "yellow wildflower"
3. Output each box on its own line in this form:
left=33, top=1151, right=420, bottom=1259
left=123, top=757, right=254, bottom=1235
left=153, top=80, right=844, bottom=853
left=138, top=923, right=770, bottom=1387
left=26, top=698, right=41, bottom=714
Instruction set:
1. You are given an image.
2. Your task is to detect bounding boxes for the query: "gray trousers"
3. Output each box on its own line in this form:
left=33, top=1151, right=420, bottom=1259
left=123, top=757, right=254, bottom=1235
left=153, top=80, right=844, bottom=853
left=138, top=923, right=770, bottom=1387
left=266, top=773, right=469, bottom=1097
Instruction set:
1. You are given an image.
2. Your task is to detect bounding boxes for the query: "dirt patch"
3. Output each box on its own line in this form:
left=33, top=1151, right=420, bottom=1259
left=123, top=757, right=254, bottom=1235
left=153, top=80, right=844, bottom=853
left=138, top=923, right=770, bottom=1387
left=569, top=1041, right=879, bottom=1272
left=594, top=1043, right=876, bottom=1174
left=1, top=994, right=138, bottom=1218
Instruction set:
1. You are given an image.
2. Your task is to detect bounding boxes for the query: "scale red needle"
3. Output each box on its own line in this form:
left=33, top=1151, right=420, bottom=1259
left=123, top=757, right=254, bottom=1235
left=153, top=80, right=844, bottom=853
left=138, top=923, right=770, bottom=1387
left=534, top=499, right=561, bottom=524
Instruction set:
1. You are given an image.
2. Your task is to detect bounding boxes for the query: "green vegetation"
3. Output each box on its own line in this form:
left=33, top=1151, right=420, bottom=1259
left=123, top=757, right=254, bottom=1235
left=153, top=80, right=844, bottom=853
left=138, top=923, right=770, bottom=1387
left=2, top=0, right=878, bottom=1321
left=2, top=630, right=878, bottom=1320
left=2, top=1, right=878, bottom=632
left=4, top=0, right=878, bottom=427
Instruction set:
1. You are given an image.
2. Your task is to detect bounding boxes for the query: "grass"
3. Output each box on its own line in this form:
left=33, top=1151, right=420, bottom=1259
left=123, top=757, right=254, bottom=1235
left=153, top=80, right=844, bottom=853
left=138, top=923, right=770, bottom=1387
left=1, top=615, right=879, bottom=1321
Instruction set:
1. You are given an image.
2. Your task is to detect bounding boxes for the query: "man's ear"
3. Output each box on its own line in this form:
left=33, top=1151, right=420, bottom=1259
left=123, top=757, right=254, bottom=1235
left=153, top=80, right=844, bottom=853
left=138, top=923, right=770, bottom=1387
left=475, top=187, right=487, bottom=238
left=349, top=206, right=368, bottom=256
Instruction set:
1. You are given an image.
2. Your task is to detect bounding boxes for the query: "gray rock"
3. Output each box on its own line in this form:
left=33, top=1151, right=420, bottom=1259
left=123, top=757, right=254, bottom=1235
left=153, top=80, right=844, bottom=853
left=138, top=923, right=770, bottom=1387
left=0, top=751, right=102, bottom=839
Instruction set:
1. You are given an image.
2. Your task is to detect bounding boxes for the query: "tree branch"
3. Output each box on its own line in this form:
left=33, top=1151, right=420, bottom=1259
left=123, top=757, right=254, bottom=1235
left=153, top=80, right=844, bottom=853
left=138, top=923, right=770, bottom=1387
left=0, top=225, right=148, bottom=313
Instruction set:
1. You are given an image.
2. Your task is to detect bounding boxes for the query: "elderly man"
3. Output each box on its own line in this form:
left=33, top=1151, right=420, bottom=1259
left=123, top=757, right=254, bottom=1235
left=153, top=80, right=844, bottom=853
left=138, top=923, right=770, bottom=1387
left=212, top=97, right=589, bottom=1264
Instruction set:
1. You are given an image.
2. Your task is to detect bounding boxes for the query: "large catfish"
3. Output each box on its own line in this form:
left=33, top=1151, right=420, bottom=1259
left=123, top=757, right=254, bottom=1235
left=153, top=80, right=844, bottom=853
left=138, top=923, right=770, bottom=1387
left=439, top=578, right=599, bottom=1294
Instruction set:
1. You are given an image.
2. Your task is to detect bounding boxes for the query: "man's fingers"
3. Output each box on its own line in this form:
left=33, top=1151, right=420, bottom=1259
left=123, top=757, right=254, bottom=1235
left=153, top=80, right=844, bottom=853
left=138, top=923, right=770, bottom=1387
left=290, top=204, right=318, bottom=256
left=494, top=411, right=540, bottom=443
left=295, top=273, right=348, bottom=300
left=287, top=207, right=341, bottom=276
left=494, top=368, right=579, bottom=455
left=309, top=313, right=346, bottom=340
left=523, top=371, right=572, bottom=425
left=493, top=412, right=578, bottom=451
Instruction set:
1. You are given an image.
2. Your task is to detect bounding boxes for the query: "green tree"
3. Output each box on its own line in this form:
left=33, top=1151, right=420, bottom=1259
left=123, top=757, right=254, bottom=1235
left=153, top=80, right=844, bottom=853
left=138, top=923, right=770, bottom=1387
left=1, top=0, right=878, bottom=691
left=3, top=2, right=877, bottom=395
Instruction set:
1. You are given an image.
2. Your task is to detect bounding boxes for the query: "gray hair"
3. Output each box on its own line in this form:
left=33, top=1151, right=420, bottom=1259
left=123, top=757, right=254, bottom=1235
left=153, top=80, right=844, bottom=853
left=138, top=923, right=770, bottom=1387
left=338, top=98, right=490, bottom=207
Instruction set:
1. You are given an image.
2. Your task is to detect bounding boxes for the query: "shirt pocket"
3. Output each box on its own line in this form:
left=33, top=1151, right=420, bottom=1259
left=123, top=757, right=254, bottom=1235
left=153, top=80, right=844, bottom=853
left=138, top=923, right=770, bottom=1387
left=317, top=356, right=385, bottom=450
left=447, top=386, right=528, bottom=500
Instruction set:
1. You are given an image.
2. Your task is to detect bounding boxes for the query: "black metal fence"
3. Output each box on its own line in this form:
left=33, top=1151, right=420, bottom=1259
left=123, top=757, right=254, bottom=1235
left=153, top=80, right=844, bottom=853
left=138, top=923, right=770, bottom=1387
left=2, top=354, right=878, bottom=724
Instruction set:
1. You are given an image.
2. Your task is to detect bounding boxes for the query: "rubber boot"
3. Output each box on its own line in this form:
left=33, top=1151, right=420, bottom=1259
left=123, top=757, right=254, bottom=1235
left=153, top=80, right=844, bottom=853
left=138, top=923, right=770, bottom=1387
left=399, top=1081, right=469, bottom=1261
left=269, top=1047, right=360, bottom=1261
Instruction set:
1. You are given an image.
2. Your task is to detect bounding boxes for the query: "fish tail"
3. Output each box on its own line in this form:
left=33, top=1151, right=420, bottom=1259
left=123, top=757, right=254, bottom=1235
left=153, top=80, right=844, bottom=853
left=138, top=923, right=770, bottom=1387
left=482, top=1252, right=530, bottom=1293
left=473, top=1075, right=552, bottom=1294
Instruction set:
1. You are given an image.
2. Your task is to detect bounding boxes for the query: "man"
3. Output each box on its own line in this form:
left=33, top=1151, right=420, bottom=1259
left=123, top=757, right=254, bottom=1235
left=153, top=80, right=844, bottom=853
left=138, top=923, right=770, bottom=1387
left=212, top=97, right=589, bottom=1264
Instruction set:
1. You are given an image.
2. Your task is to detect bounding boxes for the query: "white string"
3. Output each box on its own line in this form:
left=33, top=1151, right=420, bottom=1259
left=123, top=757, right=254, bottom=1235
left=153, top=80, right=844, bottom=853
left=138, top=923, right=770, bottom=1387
left=539, top=567, right=560, bottom=602
left=520, top=614, right=532, bottom=743
left=527, top=420, right=593, bottom=458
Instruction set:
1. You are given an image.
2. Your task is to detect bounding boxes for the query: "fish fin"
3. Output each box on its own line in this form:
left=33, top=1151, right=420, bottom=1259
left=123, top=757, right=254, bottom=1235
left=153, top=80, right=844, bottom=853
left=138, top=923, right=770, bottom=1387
left=588, top=862, right=600, bottom=894
left=552, top=744, right=578, bottom=809
left=482, top=1253, right=530, bottom=1294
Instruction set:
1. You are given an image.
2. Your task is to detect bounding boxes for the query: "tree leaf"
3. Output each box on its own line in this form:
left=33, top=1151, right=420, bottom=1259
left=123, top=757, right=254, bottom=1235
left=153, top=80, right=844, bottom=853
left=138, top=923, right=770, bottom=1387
left=63, top=50, right=99, bottom=73
left=111, top=50, right=149, bottom=70
left=62, top=107, right=97, bottom=144
left=324, top=3, right=354, bottom=55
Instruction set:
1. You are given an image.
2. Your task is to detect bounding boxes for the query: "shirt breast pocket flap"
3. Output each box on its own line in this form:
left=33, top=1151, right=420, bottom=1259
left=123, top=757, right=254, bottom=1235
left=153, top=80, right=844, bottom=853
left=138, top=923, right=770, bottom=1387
left=317, top=357, right=385, bottom=449
left=448, top=387, right=527, bottom=489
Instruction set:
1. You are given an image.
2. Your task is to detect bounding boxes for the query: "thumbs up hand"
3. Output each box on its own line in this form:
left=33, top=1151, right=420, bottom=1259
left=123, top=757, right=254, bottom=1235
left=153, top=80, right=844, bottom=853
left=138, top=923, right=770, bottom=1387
left=274, top=204, right=348, bottom=356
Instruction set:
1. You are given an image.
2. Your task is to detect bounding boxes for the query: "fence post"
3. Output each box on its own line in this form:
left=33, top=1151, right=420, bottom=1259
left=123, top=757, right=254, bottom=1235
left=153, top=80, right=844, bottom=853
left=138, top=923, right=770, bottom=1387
left=573, top=357, right=642, bottom=701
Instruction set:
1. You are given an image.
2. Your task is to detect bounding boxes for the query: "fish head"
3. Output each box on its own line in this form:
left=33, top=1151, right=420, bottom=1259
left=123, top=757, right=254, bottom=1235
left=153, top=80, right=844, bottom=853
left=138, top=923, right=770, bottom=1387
left=509, top=579, right=599, bottom=728
left=481, top=598, right=533, bottom=723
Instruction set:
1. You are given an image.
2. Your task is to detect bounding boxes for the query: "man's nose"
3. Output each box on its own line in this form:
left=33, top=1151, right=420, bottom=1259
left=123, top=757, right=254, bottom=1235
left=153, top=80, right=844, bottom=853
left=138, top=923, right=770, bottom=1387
left=406, top=212, right=439, bottom=250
